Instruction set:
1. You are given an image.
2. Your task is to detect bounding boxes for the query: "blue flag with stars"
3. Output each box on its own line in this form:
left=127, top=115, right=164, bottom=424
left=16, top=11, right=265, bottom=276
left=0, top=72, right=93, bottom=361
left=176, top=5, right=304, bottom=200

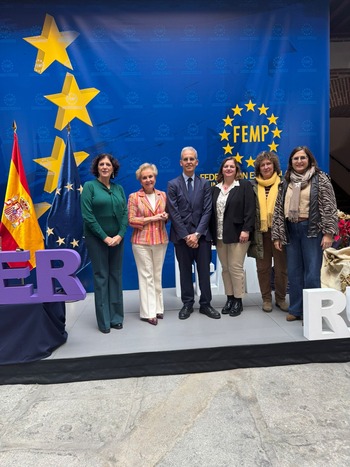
left=45, top=133, right=90, bottom=273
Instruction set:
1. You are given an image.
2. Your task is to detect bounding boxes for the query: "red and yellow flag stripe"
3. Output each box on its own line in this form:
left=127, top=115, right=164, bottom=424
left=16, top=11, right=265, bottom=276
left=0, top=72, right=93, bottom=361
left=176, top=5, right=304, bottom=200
left=0, top=133, right=44, bottom=269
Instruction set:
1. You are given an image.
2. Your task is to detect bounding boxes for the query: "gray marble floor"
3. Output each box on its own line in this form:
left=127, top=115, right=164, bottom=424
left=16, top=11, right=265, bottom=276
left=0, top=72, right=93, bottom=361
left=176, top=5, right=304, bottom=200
left=2, top=362, right=350, bottom=467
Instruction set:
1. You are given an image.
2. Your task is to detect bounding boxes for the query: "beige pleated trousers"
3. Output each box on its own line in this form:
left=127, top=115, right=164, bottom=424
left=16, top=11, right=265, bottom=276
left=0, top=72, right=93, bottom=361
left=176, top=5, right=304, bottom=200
left=132, top=243, right=167, bottom=319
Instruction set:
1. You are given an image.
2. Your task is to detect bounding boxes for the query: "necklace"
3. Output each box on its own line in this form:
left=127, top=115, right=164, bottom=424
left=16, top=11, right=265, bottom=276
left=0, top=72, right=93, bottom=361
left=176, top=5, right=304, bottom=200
left=222, top=177, right=235, bottom=191
left=222, top=182, right=233, bottom=191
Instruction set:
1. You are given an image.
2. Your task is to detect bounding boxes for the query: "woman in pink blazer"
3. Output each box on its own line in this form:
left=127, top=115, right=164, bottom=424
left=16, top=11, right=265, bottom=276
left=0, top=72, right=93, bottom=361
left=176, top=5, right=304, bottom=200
left=128, top=163, right=168, bottom=325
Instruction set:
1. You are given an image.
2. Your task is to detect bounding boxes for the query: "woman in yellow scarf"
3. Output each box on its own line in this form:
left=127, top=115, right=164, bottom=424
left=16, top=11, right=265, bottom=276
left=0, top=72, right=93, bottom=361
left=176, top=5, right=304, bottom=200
left=250, top=151, right=288, bottom=313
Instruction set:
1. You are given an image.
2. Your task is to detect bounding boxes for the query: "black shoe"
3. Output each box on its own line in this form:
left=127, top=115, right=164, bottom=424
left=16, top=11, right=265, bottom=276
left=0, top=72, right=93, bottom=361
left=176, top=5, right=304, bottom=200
left=179, top=305, right=194, bottom=320
left=111, top=323, right=123, bottom=330
left=199, top=305, right=221, bottom=319
left=222, top=298, right=235, bottom=314
left=229, top=298, right=243, bottom=317
left=100, top=328, right=110, bottom=334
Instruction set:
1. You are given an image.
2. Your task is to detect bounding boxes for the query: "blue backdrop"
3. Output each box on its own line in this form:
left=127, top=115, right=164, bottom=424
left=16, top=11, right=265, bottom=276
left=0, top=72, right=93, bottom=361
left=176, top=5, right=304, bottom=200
left=0, top=0, right=330, bottom=290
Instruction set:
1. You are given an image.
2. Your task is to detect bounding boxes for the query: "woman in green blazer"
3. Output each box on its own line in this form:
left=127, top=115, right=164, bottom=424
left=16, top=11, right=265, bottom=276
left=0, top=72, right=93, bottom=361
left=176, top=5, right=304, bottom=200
left=81, top=153, right=128, bottom=334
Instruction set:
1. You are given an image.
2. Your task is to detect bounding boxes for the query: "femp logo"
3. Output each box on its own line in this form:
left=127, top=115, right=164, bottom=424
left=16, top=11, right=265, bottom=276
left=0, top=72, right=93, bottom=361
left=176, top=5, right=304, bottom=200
left=218, top=100, right=282, bottom=178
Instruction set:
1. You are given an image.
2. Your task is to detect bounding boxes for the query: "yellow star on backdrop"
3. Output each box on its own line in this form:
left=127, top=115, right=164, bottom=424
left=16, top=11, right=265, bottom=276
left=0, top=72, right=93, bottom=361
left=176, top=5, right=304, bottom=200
left=258, top=104, right=269, bottom=115
left=246, top=156, right=256, bottom=167
left=74, top=151, right=89, bottom=166
left=245, top=100, right=256, bottom=112
left=23, top=14, right=79, bottom=74
left=223, top=115, right=234, bottom=126
left=223, top=143, right=234, bottom=154
left=34, top=202, right=51, bottom=220
left=45, top=73, right=100, bottom=130
left=70, top=239, right=80, bottom=248
left=234, top=153, right=243, bottom=163
left=34, top=137, right=89, bottom=193
left=232, top=105, right=243, bottom=116
left=34, top=136, right=65, bottom=193
left=219, top=129, right=230, bottom=141
left=267, top=113, right=278, bottom=125
left=272, top=127, right=282, bottom=138
left=268, top=141, right=279, bottom=152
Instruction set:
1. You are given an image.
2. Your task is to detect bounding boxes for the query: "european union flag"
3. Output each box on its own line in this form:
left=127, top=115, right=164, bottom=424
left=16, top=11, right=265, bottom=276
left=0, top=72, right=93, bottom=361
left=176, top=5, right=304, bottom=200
left=45, top=133, right=90, bottom=273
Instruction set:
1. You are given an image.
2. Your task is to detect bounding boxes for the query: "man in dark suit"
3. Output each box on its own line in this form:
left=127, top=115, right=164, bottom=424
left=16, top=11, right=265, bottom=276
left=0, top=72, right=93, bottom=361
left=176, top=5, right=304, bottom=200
left=167, top=146, right=220, bottom=320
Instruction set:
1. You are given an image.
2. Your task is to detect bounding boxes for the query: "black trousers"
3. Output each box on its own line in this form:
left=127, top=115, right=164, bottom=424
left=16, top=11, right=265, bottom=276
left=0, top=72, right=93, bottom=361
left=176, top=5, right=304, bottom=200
left=175, top=237, right=212, bottom=307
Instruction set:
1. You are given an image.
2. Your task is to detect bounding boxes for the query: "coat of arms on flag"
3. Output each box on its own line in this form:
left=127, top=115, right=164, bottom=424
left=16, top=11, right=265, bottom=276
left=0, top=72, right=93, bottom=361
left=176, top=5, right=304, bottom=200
left=4, top=196, right=31, bottom=227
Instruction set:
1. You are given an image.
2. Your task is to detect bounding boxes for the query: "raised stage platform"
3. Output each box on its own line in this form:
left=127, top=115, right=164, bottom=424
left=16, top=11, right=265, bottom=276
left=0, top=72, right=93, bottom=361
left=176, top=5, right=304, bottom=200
left=1, top=289, right=350, bottom=385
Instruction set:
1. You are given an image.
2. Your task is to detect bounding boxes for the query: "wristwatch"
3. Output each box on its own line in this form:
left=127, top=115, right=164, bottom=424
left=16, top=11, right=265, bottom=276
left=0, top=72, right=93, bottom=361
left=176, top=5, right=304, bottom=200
left=195, top=232, right=201, bottom=239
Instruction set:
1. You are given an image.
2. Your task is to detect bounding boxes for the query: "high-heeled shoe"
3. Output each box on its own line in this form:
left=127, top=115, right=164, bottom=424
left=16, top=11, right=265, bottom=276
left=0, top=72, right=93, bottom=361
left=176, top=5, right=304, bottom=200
left=141, top=318, right=158, bottom=326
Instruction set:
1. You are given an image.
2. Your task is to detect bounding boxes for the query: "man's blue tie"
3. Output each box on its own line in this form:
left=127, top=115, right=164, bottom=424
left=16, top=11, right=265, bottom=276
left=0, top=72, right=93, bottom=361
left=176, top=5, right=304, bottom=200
left=187, top=177, right=193, bottom=200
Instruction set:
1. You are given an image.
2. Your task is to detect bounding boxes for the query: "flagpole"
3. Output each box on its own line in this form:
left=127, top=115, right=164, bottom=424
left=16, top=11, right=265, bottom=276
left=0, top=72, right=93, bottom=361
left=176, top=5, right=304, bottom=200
left=13, top=121, right=21, bottom=255
left=12, top=123, right=24, bottom=281
left=1, top=121, right=17, bottom=251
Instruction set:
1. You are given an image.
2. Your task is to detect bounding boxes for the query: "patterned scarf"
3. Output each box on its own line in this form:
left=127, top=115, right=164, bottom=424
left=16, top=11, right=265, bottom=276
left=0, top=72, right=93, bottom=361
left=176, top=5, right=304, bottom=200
left=256, top=172, right=280, bottom=232
left=287, top=166, right=315, bottom=222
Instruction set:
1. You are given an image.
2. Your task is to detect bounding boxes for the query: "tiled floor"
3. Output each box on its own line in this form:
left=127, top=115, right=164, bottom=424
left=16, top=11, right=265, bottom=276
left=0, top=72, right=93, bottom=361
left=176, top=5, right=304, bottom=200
left=47, top=290, right=306, bottom=360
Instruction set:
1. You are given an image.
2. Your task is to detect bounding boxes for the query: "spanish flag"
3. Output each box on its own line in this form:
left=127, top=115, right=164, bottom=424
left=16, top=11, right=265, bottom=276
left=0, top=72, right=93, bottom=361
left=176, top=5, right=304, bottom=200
left=0, top=131, right=44, bottom=269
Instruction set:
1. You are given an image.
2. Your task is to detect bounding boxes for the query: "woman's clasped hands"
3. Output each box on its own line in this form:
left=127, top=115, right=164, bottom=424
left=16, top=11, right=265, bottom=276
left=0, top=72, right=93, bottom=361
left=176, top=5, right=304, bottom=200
left=157, top=212, right=168, bottom=222
left=105, top=235, right=122, bottom=247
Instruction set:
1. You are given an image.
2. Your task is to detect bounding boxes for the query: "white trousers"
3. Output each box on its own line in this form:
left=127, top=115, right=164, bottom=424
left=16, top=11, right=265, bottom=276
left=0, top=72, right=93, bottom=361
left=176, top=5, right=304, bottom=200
left=132, top=243, right=167, bottom=319
left=216, top=240, right=250, bottom=298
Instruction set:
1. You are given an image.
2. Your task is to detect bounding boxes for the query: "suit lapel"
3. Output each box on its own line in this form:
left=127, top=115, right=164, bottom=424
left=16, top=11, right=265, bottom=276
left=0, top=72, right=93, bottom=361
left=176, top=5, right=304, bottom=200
left=154, top=190, right=162, bottom=213
left=191, top=175, right=201, bottom=207
left=139, top=190, right=155, bottom=214
left=225, top=183, right=239, bottom=210
left=180, top=175, right=192, bottom=205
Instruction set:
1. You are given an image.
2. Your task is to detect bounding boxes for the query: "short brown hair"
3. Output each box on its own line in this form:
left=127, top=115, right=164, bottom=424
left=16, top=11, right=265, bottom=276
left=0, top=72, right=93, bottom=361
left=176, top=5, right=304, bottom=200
left=254, top=151, right=281, bottom=178
left=90, top=153, right=120, bottom=178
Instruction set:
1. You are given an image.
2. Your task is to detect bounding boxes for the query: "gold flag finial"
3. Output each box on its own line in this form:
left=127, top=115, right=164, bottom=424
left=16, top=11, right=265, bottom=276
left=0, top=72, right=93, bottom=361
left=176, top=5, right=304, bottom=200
left=12, top=121, right=17, bottom=133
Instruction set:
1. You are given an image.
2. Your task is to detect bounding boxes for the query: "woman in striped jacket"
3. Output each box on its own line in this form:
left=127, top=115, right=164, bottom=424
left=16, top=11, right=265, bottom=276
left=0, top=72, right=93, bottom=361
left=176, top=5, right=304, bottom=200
left=271, top=146, right=338, bottom=322
left=128, top=163, right=169, bottom=325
